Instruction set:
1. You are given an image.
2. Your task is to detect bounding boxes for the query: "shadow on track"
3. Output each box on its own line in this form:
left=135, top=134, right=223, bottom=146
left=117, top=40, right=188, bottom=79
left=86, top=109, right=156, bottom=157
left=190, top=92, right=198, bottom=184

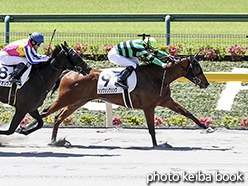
left=68, top=144, right=230, bottom=152
left=0, top=151, right=119, bottom=158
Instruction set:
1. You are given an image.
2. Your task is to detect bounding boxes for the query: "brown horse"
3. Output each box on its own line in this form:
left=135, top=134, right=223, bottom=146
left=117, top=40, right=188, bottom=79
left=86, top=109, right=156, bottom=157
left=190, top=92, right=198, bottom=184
left=22, top=53, right=214, bottom=147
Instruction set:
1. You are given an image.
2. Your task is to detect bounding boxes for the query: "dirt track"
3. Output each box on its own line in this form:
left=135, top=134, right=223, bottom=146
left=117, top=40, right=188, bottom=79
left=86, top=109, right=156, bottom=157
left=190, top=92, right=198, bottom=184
left=0, top=127, right=247, bottom=186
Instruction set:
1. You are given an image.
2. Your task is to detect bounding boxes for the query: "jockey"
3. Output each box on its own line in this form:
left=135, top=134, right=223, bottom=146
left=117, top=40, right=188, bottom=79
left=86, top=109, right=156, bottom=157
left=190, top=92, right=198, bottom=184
left=108, top=37, right=170, bottom=89
left=0, top=32, right=49, bottom=85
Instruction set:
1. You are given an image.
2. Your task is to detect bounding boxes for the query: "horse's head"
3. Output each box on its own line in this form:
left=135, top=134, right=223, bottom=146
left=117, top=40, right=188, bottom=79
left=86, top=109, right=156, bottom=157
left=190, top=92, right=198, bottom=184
left=61, top=41, right=92, bottom=75
left=178, top=53, right=209, bottom=89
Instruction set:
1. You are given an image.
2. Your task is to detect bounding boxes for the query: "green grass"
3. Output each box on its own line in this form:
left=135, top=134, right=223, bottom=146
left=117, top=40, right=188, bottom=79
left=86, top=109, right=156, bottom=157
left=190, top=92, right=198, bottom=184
left=1, top=0, right=248, bottom=14
left=1, top=0, right=248, bottom=34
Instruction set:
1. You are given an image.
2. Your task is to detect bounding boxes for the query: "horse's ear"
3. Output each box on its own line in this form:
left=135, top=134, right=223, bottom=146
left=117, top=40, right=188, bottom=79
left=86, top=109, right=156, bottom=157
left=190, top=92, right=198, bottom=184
left=194, top=51, right=199, bottom=59
left=64, top=41, right=69, bottom=47
left=61, top=43, right=67, bottom=52
left=190, top=55, right=194, bottom=62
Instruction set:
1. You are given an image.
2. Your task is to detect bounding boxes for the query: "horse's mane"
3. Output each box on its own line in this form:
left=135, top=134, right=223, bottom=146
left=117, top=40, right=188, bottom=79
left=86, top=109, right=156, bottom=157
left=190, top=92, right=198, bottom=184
left=138, top=56, right=188, bottom=70
left=51, top=45, right=62, bottom=58
left=136, top=57, right=187, bottom=77
left=139, top=62, right=154, bottom=67
left=138, top=62, right=162, bottom=71
left=136, top=63, right=163, bottom=78
left=138, top=62, right=157, bottom=68
left=32, top=45, right=62, bottom=69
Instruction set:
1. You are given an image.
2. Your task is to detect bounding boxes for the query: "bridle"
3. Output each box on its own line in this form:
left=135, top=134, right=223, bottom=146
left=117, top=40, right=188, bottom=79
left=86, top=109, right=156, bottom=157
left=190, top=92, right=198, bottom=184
left=174, top=55, right=203, bottom=86
left=48, top=48, right=83, bottom=73
left=65, top=48, right=84, bottom=73
left=64, top=46, right=92, bottom=75
left=160, top=54, right=203, bottom=96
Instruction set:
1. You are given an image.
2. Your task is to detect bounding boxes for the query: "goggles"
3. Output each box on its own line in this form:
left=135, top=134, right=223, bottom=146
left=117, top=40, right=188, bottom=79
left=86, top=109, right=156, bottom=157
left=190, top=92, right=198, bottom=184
left=35, top=42, right=41, bottom=47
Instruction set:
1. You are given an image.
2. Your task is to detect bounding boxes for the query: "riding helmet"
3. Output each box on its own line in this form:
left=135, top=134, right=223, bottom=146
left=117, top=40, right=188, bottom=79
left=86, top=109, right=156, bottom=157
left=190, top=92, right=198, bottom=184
left=30, top=32, right=44, bottom=43
left=143, top=37, right=157, bottom=49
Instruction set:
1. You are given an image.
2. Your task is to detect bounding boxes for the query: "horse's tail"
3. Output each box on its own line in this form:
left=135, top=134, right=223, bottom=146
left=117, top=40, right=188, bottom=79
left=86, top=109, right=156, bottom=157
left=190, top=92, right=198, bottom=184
left=50, top=70, right=70, bottom=97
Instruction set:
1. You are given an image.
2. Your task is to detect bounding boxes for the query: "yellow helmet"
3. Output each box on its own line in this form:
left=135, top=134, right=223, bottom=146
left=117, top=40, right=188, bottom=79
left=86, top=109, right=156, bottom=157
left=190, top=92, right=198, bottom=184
left=143, top=37, right=157, bottom=49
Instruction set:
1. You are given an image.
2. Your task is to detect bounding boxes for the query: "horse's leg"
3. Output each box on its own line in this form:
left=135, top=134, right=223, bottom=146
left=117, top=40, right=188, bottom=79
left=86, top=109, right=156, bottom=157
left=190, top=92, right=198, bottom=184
left=159, top=97, right=207, bottom=129
left=143, top=107, right=157, bottom=147
left=40, top=103, right=57, bottom=117
left=0, top=109, right=26, bottom=135
left=25, top=99, right=70, bottom=130
left=51, top=100, right=89, bottom=144
left=18, top=109, right=44, bottom=135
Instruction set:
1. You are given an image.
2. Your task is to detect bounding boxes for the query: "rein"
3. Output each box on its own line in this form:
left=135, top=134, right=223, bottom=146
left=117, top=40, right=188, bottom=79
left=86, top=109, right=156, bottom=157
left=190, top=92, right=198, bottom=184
left=36, top=68, right=50, bottom=93
left=37, top=50, right=67, bottom=93
left=49, top=62, right=63, bottom=72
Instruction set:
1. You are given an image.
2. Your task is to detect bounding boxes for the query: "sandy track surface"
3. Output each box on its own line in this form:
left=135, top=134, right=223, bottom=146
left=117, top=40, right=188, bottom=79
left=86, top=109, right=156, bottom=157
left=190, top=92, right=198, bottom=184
left=0, top=127, right=247, bottom=186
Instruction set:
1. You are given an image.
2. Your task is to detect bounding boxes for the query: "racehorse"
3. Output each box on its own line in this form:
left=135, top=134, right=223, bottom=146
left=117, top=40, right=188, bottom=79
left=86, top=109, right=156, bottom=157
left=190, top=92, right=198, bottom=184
left=0, top=42, right=91, bottom=136
left=21, top=52, right=214, bottom=147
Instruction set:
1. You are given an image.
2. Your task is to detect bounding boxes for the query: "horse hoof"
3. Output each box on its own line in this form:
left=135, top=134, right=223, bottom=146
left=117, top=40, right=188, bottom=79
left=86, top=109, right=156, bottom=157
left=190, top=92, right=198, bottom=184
left=161, top=142, right=173, bottom=148
left=48, top=138, right=72, bottom=147
left=201, top=127, right=215, bottom=134
left=15, top=126, right=26, bottom=134
left=155, top=142, right=173, bottom=149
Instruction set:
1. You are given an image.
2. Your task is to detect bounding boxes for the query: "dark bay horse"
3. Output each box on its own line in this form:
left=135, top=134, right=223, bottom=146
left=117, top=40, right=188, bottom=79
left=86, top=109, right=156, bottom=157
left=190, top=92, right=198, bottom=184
left=0, top=42, right=90, bottom=136
left=24, top=53, right=214, bottom=147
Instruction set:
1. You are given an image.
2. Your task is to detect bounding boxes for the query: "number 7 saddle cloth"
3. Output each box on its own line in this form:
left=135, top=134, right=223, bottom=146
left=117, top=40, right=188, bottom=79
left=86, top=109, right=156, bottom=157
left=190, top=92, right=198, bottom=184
left=97, top=68, right=137, bottom=94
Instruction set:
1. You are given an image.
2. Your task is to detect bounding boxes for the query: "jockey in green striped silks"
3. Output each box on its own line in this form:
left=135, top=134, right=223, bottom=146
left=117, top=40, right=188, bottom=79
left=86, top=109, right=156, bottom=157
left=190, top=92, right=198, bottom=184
left=108, top=37, right=170, bottom=89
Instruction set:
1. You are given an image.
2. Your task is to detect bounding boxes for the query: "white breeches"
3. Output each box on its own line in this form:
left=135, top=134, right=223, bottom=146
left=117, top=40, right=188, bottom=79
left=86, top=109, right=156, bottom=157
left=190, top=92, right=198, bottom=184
left=108, top=48, right=139, bottom=69
left=0, top=51, right=28, bottom=66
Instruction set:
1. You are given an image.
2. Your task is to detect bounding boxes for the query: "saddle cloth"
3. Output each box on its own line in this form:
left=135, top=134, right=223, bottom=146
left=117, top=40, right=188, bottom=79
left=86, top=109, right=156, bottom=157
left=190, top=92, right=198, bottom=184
left=0, top=63, right=31, bottom=89
left=97, top=68, right=137, bottom=94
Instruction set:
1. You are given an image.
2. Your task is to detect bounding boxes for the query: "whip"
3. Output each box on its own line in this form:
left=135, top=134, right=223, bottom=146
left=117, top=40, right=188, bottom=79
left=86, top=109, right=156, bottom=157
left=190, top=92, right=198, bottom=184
left=159, top=68, right=167, bottom=97
left=47, top=29, right=56, bottom=56
left=137, top=33, right=150, bottom=40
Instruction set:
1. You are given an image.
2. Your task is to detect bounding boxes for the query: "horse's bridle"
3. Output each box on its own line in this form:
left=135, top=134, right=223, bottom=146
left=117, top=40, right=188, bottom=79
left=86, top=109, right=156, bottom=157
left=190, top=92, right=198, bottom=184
left=65, top=48, right=89, bottom=74
left=174, top=56, right=203, bottom=86
left=160, top=55, right=203, bottom=96
left=48, top=48, right=83, bottom=73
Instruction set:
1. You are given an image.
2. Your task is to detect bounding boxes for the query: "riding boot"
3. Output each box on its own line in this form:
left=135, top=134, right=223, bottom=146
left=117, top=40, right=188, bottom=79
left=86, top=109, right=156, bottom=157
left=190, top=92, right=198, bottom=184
left=115, top=66, right=134, bottom=89
left=9, top=63, right=26, bottom=85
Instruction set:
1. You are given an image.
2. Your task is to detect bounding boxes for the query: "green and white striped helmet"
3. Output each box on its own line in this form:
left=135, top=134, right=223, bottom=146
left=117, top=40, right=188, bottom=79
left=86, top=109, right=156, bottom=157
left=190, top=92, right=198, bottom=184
left=143, top=37, right=157, bottom=49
